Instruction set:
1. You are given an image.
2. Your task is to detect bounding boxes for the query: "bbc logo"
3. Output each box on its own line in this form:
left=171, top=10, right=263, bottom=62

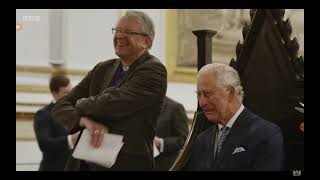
left=22, top=16, right=40, bottom=22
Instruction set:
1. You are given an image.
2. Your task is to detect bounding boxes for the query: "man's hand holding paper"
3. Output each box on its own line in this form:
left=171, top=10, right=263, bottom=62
left=72, top=129, right=124, bottom=168
left=79, top=117, right=108, bottom=148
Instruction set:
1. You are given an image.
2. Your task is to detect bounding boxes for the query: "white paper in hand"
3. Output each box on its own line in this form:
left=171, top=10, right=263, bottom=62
left=72, top=129, right=124, bottom=168
left=153, top=143, right=160, bottom=158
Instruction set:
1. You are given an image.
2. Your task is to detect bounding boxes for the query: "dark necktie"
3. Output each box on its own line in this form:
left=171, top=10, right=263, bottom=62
left=112, top=69, right=128, bottom=87
left=215, top=126, right=230, bottom=159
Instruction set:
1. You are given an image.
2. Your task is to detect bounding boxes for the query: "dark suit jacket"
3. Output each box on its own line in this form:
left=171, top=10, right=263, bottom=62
left=52, top=51, right=167, bottom=170
left=187, top=108, right=284, bottom=171
left=33, top=102, right=71, bottom=171
left=154, top=97, right=189, bottom=170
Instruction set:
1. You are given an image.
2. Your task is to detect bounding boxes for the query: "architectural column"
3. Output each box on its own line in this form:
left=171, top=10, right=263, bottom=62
left=49, top=9, right=65, bottom=76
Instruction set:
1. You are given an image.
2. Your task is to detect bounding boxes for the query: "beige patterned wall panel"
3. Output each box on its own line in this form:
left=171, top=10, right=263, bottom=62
left=176, top=9, right=250, bottom=68
left=166, top=9, right=304, bottom=83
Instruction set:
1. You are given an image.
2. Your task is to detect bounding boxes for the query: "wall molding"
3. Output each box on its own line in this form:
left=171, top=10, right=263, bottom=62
left=16, top=102, right=46, bottom=107
left=16, top=65, right=88, bottom=76
left=16, top=137, right=36, bottom=141
left=16, top=85, right=50, bottom=93
left=16, top=112, right=35, bottom=121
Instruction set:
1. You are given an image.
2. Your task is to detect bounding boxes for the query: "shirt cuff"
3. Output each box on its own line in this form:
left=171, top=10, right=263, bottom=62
left=67, top=135, right=74, bottom=150
left=159, top=138, right=164, bottom=153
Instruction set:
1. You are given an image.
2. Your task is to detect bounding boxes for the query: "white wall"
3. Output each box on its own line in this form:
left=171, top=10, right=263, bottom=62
left=63, top=9, right=118, bottom=70
left=16, top=9, right=196, bottom=113
left=64, top=9, right=166, bottom=70
left=16, top=141, right=41, bottom=171
left=167, top=82, right=197, bottom=112
left=16, top=9, right=50, bottom=67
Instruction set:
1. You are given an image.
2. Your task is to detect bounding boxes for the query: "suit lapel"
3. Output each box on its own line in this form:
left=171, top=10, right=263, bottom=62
left=214, top=108, right=251, bottom=169
left=208, top=125, right=218, bottom=168
left=100, top=59, right=121, bottom=92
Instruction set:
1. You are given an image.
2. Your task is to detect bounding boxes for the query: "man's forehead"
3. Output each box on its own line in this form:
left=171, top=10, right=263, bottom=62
left=117, top=16, right=141, bottom=27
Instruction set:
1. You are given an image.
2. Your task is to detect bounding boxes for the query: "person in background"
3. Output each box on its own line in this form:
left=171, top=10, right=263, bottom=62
left=154, top=96, right=189, bottom=170
left=33, top=75, right=80, bottom=171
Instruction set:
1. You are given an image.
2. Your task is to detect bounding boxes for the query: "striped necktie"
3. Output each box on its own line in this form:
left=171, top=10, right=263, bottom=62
left=216, top=126, right=230, bottom=158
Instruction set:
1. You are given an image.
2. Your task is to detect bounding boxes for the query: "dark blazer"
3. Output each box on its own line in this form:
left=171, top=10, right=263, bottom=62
left=154, top=97, right=189, bottom=170
left=33, top=102, right=71, bottom=171
left=52, top=51, right=167, bottom=170
left=187, top=108, right=284, bottom=171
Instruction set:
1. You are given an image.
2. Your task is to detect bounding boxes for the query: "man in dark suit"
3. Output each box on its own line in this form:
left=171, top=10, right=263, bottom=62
left=187, top=63, right=284, bottom=171
left=52, top=10, right=167, bottom=170
left=154, top=96, right=189, bottom=170
left=33, top=75, right=80, bottom=171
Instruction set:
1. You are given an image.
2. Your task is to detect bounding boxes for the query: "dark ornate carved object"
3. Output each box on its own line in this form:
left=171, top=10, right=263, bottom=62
left=170, top=9, right=304, bottom=171
left=242, top=22, right=250, bottom=41
left=192, top=30, right=217, bottom=72
left=236, top=41, right=243, bottom=60
left=230, top=9, right=304, bottom=171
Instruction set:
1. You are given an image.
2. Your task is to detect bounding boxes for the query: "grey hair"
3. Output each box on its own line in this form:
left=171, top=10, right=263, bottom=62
left=198, top=63, right=244, bottom=103
left=123, top=10, right=155, bottom=49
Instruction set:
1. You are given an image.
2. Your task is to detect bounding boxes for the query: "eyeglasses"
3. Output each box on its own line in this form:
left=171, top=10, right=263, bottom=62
left=112, top=28, right=148, bottom=37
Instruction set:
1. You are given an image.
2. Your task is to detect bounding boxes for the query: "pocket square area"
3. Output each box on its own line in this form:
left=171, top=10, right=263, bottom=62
left=232, top=147, right=246, bottom=154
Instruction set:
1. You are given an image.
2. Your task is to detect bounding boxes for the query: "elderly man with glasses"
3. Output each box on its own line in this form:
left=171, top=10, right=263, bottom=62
left=53, top=10, right=167, bottom=170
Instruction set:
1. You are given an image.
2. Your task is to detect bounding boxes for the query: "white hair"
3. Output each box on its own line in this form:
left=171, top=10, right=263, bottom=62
left=123, top=10, right=155, bottom=49
left=198, top=63, right=244, bottom=102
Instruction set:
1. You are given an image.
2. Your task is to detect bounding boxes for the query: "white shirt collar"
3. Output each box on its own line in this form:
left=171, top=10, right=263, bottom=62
left=122, top=66, right=129, bottom=72
left=121, top=61, right=130, bottom=71
left=218, top=104, right=244, bottom=130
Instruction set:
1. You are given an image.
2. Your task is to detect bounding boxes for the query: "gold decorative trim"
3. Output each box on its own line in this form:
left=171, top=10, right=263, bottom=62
left=66, top=68, right=88, bottom=76
left=16, top=85, right=49, bottom=93
left=16, top=65, right=88, bottom=76
left=16, top=137, right=36, bottom=141
left=16, top=65, right=52, bottom=74
left=166, top=10, right=197, bottom=84
left=16, top=102, right=46, bottom=107
left=16, top=112, right=35, bottom=120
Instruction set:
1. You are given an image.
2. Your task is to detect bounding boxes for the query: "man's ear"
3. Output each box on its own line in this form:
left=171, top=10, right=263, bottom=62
left=228, top=87, right=235, bottom=102
left=142, top=36, right=151, bottom=49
